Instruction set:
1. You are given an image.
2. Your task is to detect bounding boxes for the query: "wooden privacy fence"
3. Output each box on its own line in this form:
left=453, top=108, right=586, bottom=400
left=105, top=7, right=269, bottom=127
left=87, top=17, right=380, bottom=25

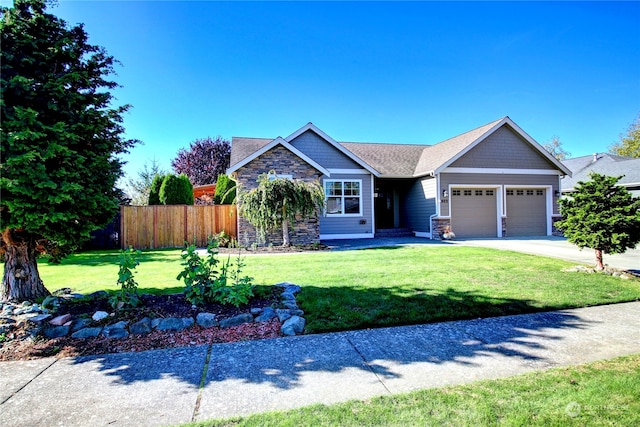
left=120, top=205, right=237, bottom=249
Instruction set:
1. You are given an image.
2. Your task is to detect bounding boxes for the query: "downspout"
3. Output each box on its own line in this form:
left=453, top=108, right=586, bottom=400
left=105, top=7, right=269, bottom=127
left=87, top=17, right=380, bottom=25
left=429, top=171, right=439, bottom=239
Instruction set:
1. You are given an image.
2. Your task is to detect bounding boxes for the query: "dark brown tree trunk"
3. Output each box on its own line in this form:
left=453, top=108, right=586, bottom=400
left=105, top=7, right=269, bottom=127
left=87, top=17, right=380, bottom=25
left=594, top=249, right=604, bottom=271
left=1, top=229, right=50, bottom=302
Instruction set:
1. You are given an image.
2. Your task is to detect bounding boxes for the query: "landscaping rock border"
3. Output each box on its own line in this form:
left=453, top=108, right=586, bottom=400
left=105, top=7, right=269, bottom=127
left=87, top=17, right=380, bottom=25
left=0, top=282, right=307, bottom=343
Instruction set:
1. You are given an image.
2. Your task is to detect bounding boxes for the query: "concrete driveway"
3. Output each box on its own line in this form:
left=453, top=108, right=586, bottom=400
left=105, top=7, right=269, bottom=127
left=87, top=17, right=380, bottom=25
left=324, top=236, right=639, bottom=274
left=449, top=237, right=639, bottom=273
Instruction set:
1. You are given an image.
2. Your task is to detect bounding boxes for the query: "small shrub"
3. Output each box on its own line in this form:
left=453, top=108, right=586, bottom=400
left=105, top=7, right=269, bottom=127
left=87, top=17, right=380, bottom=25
left=109, top=247, right=141, bottom=310
left=213, top=231, right=230, bottom=248
left=176, top=239, right=253, bottom=307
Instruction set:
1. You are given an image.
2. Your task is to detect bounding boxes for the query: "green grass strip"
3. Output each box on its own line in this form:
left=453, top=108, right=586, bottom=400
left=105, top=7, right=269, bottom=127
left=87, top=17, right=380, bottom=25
left=182, top=353, right=640, bottom=427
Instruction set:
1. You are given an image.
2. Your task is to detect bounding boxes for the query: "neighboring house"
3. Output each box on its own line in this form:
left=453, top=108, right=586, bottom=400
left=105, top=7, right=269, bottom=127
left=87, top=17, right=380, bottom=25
left=562, top=153, right=640, bottom=197
left=228, top=116, right=571, bottom=244
left=193, top=183, right=216, bottom=205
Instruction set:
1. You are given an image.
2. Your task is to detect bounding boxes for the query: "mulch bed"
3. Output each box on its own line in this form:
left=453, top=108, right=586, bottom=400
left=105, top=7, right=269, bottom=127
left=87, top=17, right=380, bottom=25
left=0, top=243, right=329, bottom=362
left=0, top=290, right=284, bottom=362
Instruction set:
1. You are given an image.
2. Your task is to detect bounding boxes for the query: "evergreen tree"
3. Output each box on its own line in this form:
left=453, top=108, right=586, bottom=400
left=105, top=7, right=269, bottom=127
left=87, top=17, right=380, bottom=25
left=1, top=0, right=139, bottom=301
left=159, top=174, right=194, bottom=205
left=148, top=173, right=166, bottom=205
left=556, top=173, right=640, bottom=270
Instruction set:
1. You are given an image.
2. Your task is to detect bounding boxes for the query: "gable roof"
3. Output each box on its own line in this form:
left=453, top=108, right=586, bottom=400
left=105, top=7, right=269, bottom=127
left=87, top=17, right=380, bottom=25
left=228, top=117, right=572, bottom=178
left=228, top=136, right=330, bottom=176
left=561, top=153, right=640, bottom=191
left=228, top=122, right=379, bottom=177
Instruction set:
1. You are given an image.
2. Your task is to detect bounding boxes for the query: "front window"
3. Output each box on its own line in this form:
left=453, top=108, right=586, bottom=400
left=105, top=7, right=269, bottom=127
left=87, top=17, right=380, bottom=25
left=325, top=180, right=362, bottom=215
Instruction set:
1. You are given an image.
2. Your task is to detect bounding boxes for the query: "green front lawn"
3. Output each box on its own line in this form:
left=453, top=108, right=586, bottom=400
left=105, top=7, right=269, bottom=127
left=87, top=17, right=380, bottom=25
left=38, top=246, right=640, bottom=333
left=182, top=353, right=640, bottom=427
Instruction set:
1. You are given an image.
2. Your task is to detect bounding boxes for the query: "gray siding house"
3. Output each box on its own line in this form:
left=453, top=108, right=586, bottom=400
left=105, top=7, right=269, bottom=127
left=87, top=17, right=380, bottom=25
left=562, top=153, right=640, bottom=197
left=228, top=117, right=571, bottom=244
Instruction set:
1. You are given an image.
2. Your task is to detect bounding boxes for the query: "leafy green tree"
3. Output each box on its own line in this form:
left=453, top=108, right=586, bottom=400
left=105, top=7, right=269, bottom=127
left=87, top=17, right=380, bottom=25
left=159, top=174, right=194, bottom=205
left=543, top=136, right=571, bottom=161
left=609, top=114, right=640, bottom=158
left=126, top=159, right=166, bottom=206
left=213, top=174, right=236, bottom=204
left=1, top=0, right=138, bottom=301
left=556, top=173, right=640, bottom=270
left=148, top=173, right=166, bottom=205
left=238, top=171, right=325, bottom=246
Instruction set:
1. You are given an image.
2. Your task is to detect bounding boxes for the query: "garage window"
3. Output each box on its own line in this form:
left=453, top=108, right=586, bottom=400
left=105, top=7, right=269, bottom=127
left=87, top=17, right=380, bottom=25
left=537, top=190, right=544, bottom=196
left=475, top=190, right=483, bottom=196
left=463, top=190, right=472, bottom=196
left=506, top=189, right=514, bottom=196
left=486, top=190, right=494, bottom=196
left=452, top=189, right=461, bottom=196
left=516, top=190, right=524, bottom=196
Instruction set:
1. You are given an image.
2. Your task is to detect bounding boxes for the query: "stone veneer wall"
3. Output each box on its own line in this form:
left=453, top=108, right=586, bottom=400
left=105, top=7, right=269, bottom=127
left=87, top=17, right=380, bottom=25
left=430, top=217, right=450, bottom=240
left=233, top=145, right=323, bottom=246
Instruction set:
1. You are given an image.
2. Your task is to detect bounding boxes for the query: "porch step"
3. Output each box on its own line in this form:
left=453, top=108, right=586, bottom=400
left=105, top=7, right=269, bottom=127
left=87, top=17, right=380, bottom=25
left=375, top=228, right=414, bottom=238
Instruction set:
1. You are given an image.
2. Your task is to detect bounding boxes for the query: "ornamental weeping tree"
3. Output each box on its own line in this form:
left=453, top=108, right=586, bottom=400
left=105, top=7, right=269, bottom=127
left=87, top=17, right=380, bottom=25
left=555, top=173, right=640, bottom=270
left=238, top=172, right=325, bottom=247
left=1, top=0, right=139, bottom=301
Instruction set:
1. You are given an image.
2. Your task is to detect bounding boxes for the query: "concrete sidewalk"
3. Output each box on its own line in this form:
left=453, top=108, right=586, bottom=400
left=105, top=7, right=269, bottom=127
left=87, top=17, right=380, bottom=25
left=1, top=302, right=639, bottom=427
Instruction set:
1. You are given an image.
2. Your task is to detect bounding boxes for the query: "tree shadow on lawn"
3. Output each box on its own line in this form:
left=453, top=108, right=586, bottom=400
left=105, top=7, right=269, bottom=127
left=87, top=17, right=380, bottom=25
left=42, top=249, right=182, bottom=267
left=68, top=285, right=594, bottom=393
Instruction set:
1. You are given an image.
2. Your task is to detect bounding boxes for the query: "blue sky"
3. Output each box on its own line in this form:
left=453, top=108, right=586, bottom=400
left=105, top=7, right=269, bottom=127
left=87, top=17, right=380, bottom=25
left=9, top=1, right=640, bottom=184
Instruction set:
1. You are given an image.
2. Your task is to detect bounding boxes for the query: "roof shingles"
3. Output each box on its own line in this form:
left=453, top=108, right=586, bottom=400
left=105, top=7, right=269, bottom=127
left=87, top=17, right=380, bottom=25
left=229, top=117, right=565, bottom=178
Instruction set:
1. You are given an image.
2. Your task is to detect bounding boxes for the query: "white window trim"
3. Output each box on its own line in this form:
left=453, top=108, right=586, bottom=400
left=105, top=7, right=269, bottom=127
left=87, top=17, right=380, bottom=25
left=324, top=179, right=363, bottom=217
left=445, top=184, right=503, bottom=237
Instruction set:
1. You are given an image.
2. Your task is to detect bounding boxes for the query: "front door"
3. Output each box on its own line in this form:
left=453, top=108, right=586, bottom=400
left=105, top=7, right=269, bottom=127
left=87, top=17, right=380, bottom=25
left=375, top=187, right=394, bottom=229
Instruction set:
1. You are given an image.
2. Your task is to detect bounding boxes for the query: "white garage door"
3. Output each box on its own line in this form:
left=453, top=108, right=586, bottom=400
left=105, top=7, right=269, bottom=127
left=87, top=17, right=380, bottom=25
left=451, top=188, right=497, bottom=238
left=506, top=188, right=547, bottom=236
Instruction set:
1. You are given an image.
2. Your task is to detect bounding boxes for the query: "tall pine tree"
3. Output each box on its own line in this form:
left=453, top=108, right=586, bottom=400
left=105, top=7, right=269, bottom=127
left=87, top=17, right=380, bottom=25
left=1, top=0, right=139, bottom=301
left=556, top=173, right=640, bottom=270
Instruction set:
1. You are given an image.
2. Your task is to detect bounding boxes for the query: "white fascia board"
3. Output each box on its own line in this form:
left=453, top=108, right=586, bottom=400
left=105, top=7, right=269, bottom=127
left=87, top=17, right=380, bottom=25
left=443, top=167, right=562, bottom=175
left=327, top=168, right=372, bottom=175
left=285, top=122, right=381, bottom=177
left=380, top=174, right=419, bottom=179
left=227, top=137, right=330, bottom=177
